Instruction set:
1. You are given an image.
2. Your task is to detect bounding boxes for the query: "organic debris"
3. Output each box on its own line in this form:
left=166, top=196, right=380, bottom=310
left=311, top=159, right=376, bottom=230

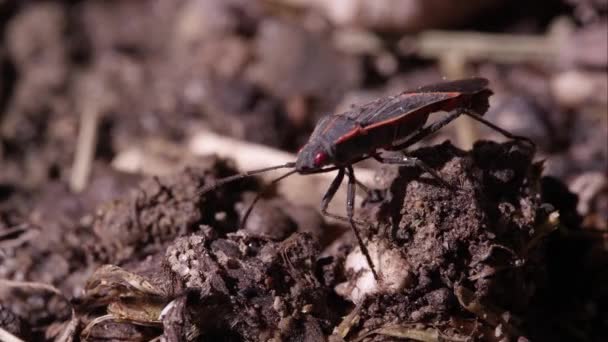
left=0, top=0, right=605, bottom=341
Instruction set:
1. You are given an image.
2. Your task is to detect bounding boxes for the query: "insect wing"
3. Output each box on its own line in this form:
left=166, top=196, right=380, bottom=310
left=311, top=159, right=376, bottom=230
left=308, top=115, right=334, bottom=141
left=342, top=77, right=490, bottom=128
left=340, top=93, right=449, bottom=127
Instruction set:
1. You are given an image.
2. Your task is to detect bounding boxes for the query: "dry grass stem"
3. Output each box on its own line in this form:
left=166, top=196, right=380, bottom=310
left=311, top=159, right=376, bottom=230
left=70, top=107, right=100, bottom=193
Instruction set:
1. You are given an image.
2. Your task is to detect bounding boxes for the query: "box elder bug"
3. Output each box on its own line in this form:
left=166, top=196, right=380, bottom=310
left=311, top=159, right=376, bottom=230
left=201, top=77, right=534, bottom=281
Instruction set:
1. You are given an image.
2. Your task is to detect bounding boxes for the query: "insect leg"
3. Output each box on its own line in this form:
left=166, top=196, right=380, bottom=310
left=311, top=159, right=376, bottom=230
left=346, top=165, right=379, bottom=281
left=320, top=168, right=345, bottom=215
left=463, top=111, right=536, bottom=147
left=320, top=168, right=368, bottom=225
left=391, top=109, right=464, bottom=151
left=374, top=154, right=456, bottom=191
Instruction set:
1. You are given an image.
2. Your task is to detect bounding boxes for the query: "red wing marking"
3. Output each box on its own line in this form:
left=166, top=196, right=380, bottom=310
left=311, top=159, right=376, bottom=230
left=333, top=125, right=366, bottom=145
left=334, top=92, right=461, bottom=144
left=361, top=93, right=461, bottom=131
left=330, top=77, right=490, bottom=145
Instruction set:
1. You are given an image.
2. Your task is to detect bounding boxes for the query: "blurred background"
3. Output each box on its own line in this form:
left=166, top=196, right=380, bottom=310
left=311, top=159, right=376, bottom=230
left=0, top=0, right=606, bottom=340
left=0, top=0, right=606, bottom=187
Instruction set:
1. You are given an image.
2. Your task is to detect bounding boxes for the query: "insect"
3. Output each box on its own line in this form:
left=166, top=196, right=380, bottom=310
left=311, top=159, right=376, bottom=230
left=202, top=78, right=534, bottom=280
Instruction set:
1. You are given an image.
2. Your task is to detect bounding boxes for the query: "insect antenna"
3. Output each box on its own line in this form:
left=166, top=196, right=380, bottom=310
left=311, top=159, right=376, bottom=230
left=239, top=169, right=298, bottom=229
left=199, top=161, right=296, bottom=196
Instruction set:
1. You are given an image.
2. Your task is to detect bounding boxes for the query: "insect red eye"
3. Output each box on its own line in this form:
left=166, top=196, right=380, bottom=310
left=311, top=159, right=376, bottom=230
left=314, top=151, right=327, bottom=166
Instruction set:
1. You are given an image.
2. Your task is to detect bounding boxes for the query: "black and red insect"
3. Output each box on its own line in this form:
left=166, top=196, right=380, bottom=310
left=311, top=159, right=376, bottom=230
left=202, top=77, right=533, bottom=280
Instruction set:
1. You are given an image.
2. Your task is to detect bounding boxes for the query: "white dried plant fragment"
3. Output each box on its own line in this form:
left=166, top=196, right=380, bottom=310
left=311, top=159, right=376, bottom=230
left=336, top=239, right=412, bottom=303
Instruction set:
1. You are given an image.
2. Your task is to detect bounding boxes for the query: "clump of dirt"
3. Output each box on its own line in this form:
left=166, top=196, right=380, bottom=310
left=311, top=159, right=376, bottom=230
left=166, top=231, right=331, bottom=340
left=79, top=230, right=332, bottom=341
left=0, top=157, right=248, bottom=335
left=88, top=155, right=267, bottom=263
left=1, top=153, right=343, bottom=340
left=338, top=141, right=546, bottom=340
left=237, top=192, right=326, bottom=243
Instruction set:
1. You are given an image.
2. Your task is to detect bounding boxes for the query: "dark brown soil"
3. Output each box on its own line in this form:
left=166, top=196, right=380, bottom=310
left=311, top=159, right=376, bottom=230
left=348, top=141, right=542, bottom=339
left=0, top=1, right=606, bottom=341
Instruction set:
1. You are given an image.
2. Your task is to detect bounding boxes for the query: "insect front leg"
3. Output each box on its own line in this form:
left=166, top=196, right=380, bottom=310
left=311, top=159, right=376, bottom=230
left=346, top=166, right=379, bottom=281
left=320, top=167, right=344, bottom=210
left=373, top=154, right=457, bottom=191
left=320, top=168, right=368, bottom=226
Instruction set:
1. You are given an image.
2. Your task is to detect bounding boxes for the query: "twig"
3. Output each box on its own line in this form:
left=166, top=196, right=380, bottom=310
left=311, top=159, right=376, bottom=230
left=54, top=313, right=79, bottom=342
left=412, top=30, right=560, bottom=64
left=70, top=106, right=100, bottom=193
left=0, top=279, right=66, bottom=297
left=332, top=304, right=362, bottom=339
left=0, top=328, right=24, bottom=342
left=416, top=27, right=569, bottom=148
left=354, top=324, right=470, bottom=342
left=70, top=73, right=114, bottom=193
left=0, top=223, right=40, bottom=251
left=455, top=285, right=523, bottom=339
left=437, top=53, right=477, bottom=149
left=0, top=224, right=28, bottom=240
left=0, top=229, right=38, bottom=250
left=81, top=314, right=115, bottom=340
